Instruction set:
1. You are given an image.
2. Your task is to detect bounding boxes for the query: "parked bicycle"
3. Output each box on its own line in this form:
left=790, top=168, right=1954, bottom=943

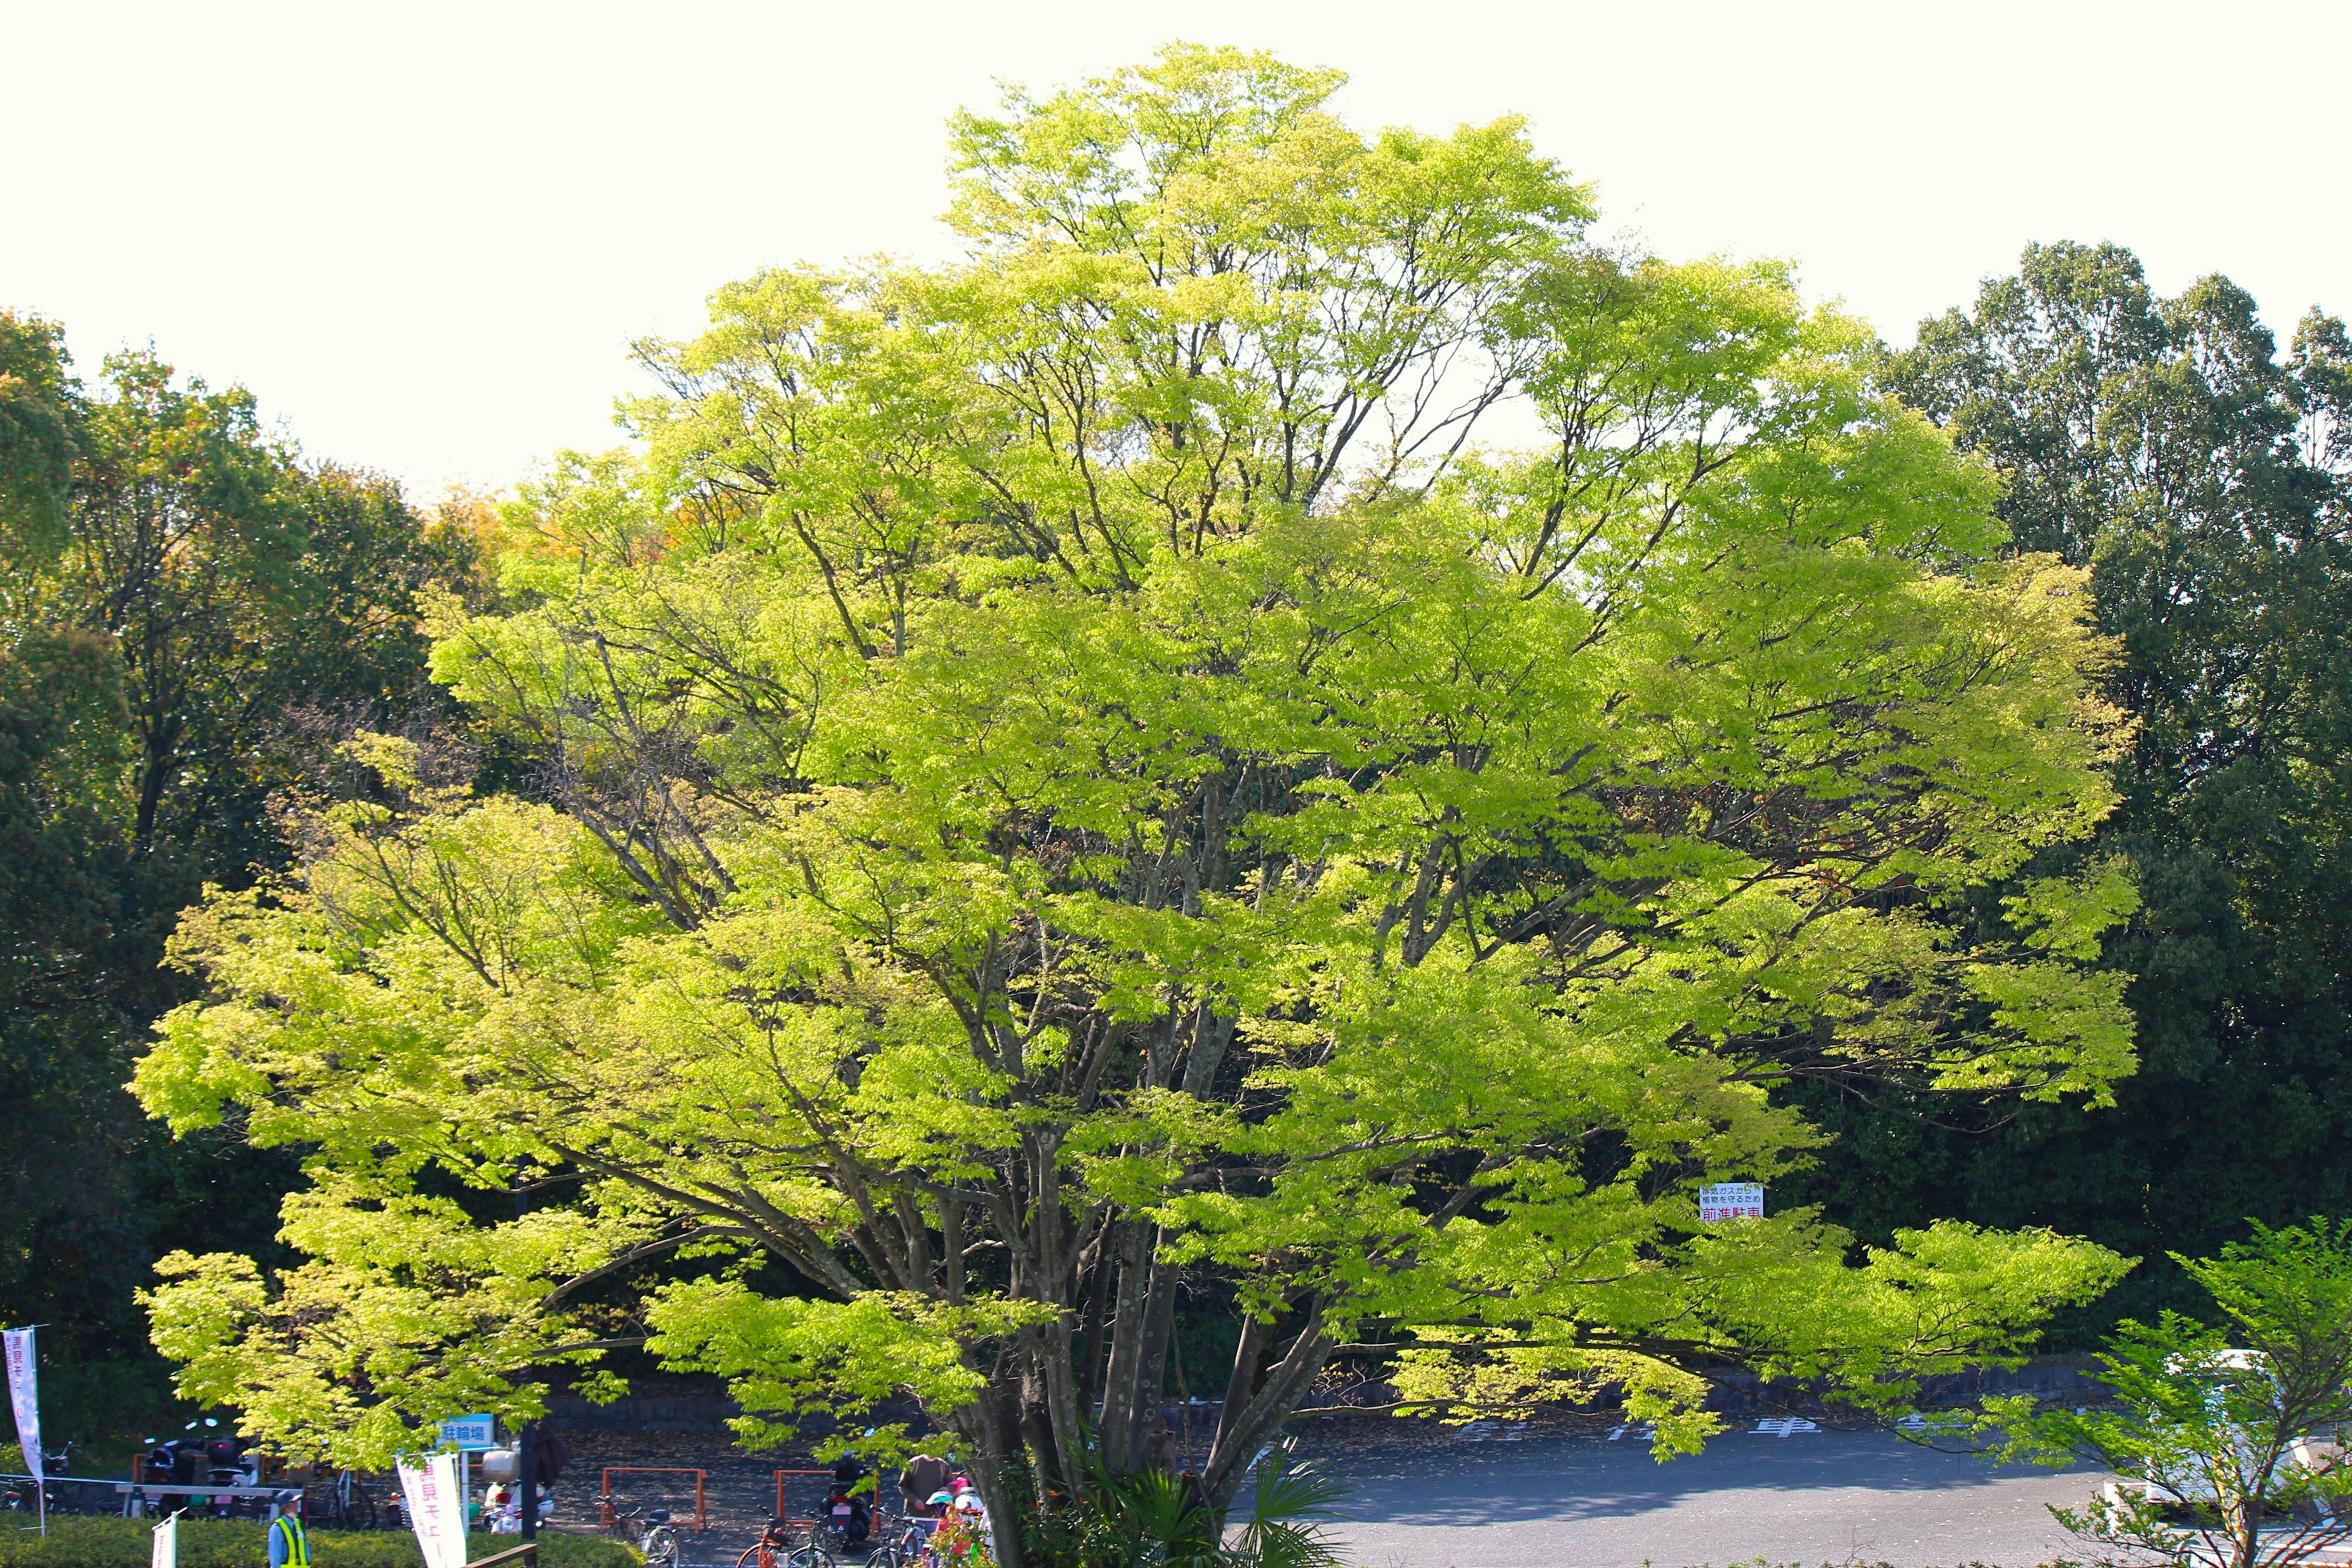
left=735, top=1515, right=837, bottom=1568
left=302, top=1469, right=383, bottom=1530
left=606, top=1500, right=682, bottom=1568
left=864, top=1512, right=938, bottom=1568
left=4, top=1444, right=113, bottom=1517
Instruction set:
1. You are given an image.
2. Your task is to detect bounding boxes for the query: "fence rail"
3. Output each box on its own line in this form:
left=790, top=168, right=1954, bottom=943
left=465, top=1545, right=540, bottom=1568
left=5, top=1475, right=297, bottom=1521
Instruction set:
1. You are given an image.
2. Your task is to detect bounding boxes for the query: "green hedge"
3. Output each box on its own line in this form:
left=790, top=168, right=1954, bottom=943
left=0, top=1519, right=640, bottom=1568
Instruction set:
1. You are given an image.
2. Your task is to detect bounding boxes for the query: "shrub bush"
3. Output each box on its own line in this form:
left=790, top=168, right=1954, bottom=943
left=0, top=1519, right=638, bottom=1568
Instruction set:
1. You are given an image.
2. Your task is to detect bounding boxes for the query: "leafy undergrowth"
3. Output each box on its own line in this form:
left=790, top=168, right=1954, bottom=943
left=0, top=1519, right=638, bottom=1568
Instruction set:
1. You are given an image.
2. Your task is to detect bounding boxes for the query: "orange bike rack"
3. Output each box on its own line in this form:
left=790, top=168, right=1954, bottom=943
left=599, top=1467, right=708, bottom=1532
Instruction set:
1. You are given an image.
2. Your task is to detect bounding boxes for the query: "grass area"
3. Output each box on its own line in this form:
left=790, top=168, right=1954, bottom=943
left=0, top=1518, right=639, bottom=1568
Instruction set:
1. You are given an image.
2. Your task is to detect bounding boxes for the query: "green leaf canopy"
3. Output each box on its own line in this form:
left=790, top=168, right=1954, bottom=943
left=132, top=45, right=2136, bottom=1554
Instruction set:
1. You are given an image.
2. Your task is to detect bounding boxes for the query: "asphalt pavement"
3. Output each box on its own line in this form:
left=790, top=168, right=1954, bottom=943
left=1320, top=1425, right=2108, bottom=1568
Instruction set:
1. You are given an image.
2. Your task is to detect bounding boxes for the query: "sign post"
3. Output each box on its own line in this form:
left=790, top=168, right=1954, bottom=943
left=1697, top=1183, right=1765, bottom=1222
left=437, top=1415, right=495, bottom=1543
left=4, top=1327, right=42, bottom=1536
left=516, top=1421, right=536, bottom=1543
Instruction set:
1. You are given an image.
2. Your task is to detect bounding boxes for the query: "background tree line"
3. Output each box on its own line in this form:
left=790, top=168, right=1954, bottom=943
left=0, top=313, right=480, bottom=1438
left=1790, top=243, right=2352, bottom=1332
left=1, top=231, right=2347, bottom=1444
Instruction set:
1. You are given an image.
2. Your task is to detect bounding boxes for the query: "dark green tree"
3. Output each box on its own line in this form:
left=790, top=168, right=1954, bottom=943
left=0, top=313, right=77, bottom=587
left=1803, top=243, right=2352, bottom=1327
left=69, top=352, right=473, bottom=858
left=0, top=312, right=479, bottom=1436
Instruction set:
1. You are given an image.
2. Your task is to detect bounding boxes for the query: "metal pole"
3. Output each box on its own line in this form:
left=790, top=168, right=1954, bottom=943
left=511, top=1174, right=538, bottom=1547
left=516, top=1422, right=536, bottom=1543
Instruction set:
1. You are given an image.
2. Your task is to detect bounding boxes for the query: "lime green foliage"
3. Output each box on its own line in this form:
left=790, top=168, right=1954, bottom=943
left=1985, top=1220, right=2352, bottom=1568
left=0, top=1521, right=631, bottom=1568
left=133, top=46, right=2133, bottom=1563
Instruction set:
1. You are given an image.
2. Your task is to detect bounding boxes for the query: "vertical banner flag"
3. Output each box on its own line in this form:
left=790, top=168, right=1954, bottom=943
left=151, top=1512, right=178, bottom=1568
left=398, top=1452, right=470, bottom=1568
left=1698, top=1182, right=1765, bottom=1222
left=4, top=1328, right=40, bottom=1487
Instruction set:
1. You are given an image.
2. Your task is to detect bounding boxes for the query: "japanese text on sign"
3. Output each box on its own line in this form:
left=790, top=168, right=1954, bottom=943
left=1698, top=1182, right=1764, bottom=1221
left=435, top=1414, right=497, bottom=1451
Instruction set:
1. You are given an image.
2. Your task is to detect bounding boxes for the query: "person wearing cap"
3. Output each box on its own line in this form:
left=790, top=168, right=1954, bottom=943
left=266, top=1493, right=309, bottom=1568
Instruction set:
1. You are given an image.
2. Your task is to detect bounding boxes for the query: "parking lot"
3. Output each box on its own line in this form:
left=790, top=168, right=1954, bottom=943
left=555, top=1411, right=2117, bottom=1567
left=1322, top=1425, right=2109, bottom=1568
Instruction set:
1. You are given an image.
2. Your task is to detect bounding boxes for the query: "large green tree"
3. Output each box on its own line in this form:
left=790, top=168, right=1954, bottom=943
left=1811, top=244, right=2352, bottom=1324
left=135, top=49, right=2138, bottom=1556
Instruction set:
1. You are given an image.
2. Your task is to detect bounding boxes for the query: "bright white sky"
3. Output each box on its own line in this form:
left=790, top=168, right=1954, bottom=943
left=7, top=0, right=2347, bottom=499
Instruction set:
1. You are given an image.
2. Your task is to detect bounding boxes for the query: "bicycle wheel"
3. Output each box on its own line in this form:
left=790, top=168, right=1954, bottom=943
left=781, top=1549, right=835, bottom=1568
left=643, top=1525, right=680, bottom=1567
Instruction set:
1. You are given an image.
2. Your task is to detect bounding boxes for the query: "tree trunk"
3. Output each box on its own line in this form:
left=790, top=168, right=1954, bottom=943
left=135, top=722, right=175, bottom=844
left=956, top=1371, right=1028, bottom=1568
left=1038, top=1320, right=1090, bottom=1502
left=1203, top=1303, right=1332, bottom=1515
left=1098, top=1220, right=1172, bottom=1469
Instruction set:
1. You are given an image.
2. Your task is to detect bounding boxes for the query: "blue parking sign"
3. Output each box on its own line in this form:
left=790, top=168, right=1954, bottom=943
left=437, top=1415, right=497, bottom=1451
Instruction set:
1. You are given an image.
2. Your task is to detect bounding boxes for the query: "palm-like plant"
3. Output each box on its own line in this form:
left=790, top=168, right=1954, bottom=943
left=1228, top=1444, right=1347, bottom=1568
left=1062, top=1439, right=1347, bottom=1568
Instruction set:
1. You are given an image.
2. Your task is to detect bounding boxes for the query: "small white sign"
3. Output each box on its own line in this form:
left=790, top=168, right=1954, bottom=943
left=436, top=1414, right=497, bottom=1451
left=1698, top=1182, right=1764, bottom=1222
left=151, top=1511, right=178, bottom=1568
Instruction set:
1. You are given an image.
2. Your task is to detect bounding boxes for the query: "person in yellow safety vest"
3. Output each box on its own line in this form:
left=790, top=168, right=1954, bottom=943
left=267, top=1494, right=310, bottom=1568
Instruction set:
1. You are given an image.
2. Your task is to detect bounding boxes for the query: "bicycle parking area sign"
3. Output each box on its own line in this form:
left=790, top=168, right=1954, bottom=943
left=437, top=1415, right=497, bottom=1451
left=1698, top=1182, right=1764, bottom=1221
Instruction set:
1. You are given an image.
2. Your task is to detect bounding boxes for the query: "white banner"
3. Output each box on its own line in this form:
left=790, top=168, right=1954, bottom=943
left=151, top=1511, right=178, bottom=1568
left=399, top=1452, right=470, bottom=1568
left=3, top=1328, right=39, bottom=1490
